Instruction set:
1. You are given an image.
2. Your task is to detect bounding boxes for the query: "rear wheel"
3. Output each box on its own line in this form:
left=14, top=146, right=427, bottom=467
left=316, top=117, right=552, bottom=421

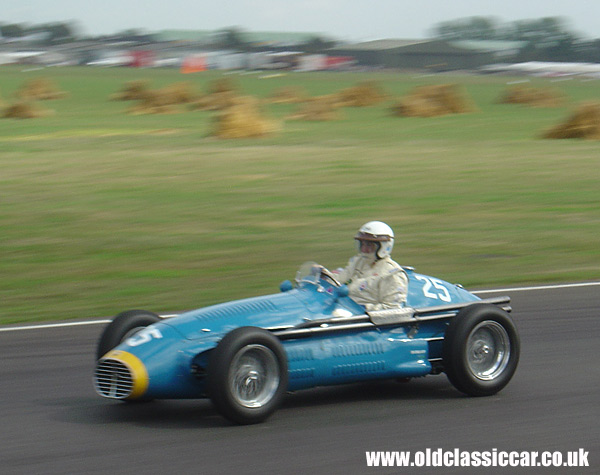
left=96, top=310, right=160, bottom=360
left=207, top=327, right=288, bottom=425
left=443, top=304, right=520, bottom=396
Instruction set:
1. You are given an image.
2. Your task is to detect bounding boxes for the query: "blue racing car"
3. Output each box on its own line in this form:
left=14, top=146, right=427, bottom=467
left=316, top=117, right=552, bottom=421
left=94, top=262, right=520, bottom=424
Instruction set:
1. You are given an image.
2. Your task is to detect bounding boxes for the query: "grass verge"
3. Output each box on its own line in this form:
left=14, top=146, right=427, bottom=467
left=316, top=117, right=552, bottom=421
left=1, top=66, right=599, bottom=323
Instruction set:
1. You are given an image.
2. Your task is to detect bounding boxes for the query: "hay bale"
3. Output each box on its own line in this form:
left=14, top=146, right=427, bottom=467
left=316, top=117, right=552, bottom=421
left=188, top=77, right=241, bottom=111
left=126, top=90, right=180, bottom=115
left=123, top=82, right=198, bottom=114
left=337, top=81, right=387, bottom=107
left=497, top=85, right=563, bottom=107
left=542, top=102, right=600, bottom=140
left=391, top=84, right=476, bottom=117
left=16, top=78, right=67, bottom=100
left=159, top=82, right=197, bottom=104
left=110, top=80, right=151, bottom=101
left=390, top=95, right=446, bottom=118
left=189, top=90, right=238, bottom=111
left=288, top=95, right=343, bottom=121
left=208, top=77, right=237, bottom=95
left=436, top=84, right=477, bottom=113
left=212, top=96, right=278, bottom=139
left=3, top=101, right=53, bottom=119
left=269, top=86, right=308, bottom=104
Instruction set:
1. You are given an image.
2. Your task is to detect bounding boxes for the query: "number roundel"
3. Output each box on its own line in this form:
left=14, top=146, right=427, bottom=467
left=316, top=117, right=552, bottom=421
left=126, top=327, right=163, bottom=347
left=415, top=275, right=451, bottom=302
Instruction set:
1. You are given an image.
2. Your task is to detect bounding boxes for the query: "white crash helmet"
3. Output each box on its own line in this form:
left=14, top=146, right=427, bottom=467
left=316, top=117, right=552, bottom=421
left=355, top=221, right=395, bottom=259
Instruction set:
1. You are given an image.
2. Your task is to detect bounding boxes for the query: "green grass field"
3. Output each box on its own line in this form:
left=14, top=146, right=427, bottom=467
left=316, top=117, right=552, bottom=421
left=1, top=66, right=599, bottom=323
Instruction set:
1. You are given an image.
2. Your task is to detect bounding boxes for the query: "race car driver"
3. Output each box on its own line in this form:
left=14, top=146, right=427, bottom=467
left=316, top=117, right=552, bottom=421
left=334, top=221, right=408, bottom=311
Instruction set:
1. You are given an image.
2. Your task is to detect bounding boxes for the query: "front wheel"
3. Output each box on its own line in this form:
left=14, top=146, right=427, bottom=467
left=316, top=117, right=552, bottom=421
left=96, top=309, right=161, bottom=360
left=443, top=304, right=520, bottom=396
left=207, top=327, right=288, bottom=425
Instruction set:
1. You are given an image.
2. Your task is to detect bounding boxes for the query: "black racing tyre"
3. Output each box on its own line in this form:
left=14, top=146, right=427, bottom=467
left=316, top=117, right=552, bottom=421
left=442, top=303, right=520, bottom=397
left=207, top=327, right=288, bottom=425
left=96, top=309, right=161, bottom=360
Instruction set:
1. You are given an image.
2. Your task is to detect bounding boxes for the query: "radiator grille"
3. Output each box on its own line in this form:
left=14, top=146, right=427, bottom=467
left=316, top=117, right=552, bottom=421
left=94, top=358, right=134, bottom=399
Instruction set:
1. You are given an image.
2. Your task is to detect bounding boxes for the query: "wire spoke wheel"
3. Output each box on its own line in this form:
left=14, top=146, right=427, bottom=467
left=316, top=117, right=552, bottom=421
left=466, top=321, right=511, bottom=381
left=443, top=304, right=520, bottom=396
left=229, top=344, right=280, bottom=408
left=208, top=327, right=288, bottom=424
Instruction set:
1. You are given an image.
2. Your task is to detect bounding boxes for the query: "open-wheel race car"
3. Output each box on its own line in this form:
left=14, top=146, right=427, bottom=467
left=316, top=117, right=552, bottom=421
left=94, top=262, right=520, bottom=424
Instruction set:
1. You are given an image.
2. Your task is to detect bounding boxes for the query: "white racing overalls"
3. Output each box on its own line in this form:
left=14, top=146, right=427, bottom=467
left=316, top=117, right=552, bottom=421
left=334, top=255, right=408, bottom=311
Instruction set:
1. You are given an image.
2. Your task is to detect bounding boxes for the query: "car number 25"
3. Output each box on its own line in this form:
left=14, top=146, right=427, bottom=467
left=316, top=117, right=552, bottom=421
left=415, top=275, right=451, bottom=302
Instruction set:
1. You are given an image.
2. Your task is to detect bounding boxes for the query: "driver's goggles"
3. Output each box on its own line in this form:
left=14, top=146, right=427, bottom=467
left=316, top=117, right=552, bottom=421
left=358, top=240, right=378, bottom=253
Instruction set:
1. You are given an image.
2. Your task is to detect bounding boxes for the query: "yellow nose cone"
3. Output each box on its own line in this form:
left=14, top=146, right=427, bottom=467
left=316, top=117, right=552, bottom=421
left=102, top=350, right=149, bottom=399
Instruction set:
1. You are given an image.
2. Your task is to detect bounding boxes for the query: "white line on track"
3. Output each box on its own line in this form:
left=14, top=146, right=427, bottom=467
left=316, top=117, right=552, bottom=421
left=472, top=281, right=600, bottom=294
left=0, top=320, right=111, bottom=332
left=1, top=283, right=598, bottom=332
left=0, top=315, right=180, bottom=333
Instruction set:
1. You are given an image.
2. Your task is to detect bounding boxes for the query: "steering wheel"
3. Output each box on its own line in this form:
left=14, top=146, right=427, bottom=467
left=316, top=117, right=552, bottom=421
left=319, top=267, right=342, bottom=287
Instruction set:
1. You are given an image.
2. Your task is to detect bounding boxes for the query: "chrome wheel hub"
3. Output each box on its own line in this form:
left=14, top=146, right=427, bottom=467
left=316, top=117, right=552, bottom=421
left=229, top=344, right=279, bottom=408
left=466, top=321, right=511, bottom=381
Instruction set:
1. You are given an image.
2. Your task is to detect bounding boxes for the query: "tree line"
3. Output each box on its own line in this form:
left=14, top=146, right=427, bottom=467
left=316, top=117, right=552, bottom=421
left=0, top=22, right=335, bottom=53
left=0, top=22, right=77, bottom=43
left=432, top=16, right=600, bottom=63
left=2, top=17, right=599, bottom=63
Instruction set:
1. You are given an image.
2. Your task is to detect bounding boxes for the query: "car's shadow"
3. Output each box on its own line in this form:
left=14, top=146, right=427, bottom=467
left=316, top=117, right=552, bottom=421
left=283, top=376, right=461, bottom=408
left=63, top=376, right=463, bottom=429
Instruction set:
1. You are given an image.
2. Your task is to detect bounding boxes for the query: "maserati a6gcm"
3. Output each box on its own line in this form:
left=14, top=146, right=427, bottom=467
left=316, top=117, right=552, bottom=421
left=94, top=262, right=520, bottom=424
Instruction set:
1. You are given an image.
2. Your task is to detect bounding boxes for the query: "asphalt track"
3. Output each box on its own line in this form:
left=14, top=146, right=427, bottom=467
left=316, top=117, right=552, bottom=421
left=1, top=284, right=598, bottom=474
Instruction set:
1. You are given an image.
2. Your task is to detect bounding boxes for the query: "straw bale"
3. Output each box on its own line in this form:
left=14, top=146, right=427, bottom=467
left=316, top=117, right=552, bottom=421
left=3, top=101, right=53, bottom=119
left=188, top=78, right=240, bottom=110
left=288, top=95, right=343, bottom=121
left=123, top=82, right=198, bottom=114
left=337, top=81, right=387, bottom=107
left=391, top=84, right=476, bottom=117
left=212, top=96, right=278, bottom=139
left=16, top=78, right=67, bottom=100
left=391, top=96, right=446, bottom=118
left=159, top=82, right=197, bottom=104
left=189, top=90, right=238, bottom=111
left=126, top=90, right=180, bottom=115
left=188, top=77, right=243, bottom=111
left=542, top=102, right=600, bottom=140
left=208, top=77, right=237, bottom=95
left=110, top=80, right=151, bottom=101
left=269, top=86, right=308, bottom=104
left=497, top=85, right=563, bottom=107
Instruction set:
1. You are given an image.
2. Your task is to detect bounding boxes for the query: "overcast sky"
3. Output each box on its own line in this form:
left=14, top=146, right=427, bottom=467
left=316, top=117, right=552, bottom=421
left=3, top=0, right=599, bottom=41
